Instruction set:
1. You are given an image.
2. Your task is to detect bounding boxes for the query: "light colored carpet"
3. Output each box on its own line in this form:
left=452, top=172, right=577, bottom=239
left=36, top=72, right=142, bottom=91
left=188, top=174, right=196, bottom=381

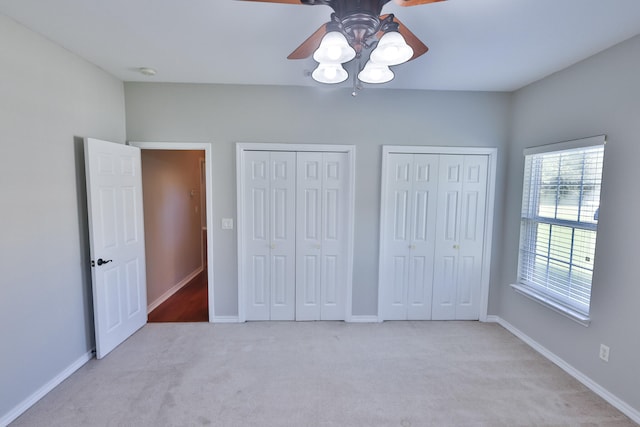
left=11, top=321, right=636, bottom=426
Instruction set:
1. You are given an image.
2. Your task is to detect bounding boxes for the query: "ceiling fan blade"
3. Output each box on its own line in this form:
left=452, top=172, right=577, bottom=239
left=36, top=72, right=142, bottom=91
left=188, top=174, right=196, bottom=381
left=393, top=0, right=445, bottom=6
left=287, top=24, right=328, bottom=59
left=237, top=0, right=304, bottom=4
left=378, top=15, right=428, bottom=62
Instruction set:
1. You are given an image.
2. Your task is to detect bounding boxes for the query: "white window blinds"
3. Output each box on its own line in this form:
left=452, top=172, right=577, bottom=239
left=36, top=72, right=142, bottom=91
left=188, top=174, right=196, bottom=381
left=518, top=136, right=605, bottom=316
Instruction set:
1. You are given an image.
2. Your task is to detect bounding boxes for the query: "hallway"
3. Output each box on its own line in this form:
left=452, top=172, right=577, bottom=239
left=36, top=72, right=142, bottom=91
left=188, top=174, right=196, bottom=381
left=148, top=270, right=208, bottom=322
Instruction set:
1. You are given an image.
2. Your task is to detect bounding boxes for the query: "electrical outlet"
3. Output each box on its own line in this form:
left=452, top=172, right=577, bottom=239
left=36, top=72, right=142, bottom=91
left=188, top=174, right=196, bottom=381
left=599, top=344, right=610, bottom=362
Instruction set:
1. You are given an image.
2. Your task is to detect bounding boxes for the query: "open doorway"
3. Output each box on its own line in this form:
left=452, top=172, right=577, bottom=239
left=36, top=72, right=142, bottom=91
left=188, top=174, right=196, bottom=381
left=140, top=149, right=208, bottom=322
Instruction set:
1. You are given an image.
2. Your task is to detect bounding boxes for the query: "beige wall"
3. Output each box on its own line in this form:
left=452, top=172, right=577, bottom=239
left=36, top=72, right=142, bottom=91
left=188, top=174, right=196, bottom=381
left=141, top=150, right=205, bottom=306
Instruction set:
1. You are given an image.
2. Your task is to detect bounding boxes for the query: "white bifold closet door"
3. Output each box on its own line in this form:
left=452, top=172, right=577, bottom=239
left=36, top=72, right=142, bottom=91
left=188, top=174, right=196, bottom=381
left=296, top=152, right=348, bottom=320
left=244, top=151, right=296, bottom=321
left=380, top=153, right=439, bottom=320
left=380, top=153, right=488, bottom=320
left=431, top=155, right=488, bottom=320
left=242, top=150, right=348, bottom=321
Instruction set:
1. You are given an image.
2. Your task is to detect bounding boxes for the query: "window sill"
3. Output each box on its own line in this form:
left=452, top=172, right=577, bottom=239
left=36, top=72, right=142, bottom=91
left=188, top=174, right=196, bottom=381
left=510, top=284, right=591, bottom=327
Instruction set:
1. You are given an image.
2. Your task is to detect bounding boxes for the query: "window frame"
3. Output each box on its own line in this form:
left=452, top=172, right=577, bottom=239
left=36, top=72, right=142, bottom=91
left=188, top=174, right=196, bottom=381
left=512, top=135, right=606, bottom=326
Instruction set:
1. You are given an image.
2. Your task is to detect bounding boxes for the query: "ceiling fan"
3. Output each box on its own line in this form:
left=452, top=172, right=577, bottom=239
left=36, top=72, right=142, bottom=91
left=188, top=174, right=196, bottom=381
left=239, top=0, right=445, bottom=89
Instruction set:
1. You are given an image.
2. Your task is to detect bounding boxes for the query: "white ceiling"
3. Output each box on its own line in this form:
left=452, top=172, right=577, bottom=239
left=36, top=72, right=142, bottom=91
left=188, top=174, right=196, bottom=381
left=2, top=0, right=640, bottom=92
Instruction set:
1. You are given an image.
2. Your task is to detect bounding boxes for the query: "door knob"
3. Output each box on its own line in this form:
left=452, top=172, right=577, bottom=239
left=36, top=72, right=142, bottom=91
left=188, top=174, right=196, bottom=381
left=97, top=258, right=113, bottom=266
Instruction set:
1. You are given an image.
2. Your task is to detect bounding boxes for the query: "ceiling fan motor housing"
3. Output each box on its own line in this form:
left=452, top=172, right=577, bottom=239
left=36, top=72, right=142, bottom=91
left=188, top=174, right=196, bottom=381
left=330, top=0, right=391, bottom=16
left=308, top=0, right=394, bottom=52
left=341, top=13, right=380, bottom=49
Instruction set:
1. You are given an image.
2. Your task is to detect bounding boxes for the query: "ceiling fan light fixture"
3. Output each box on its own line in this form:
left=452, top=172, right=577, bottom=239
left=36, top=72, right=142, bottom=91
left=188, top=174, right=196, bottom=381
left=312, top=62, right=349, bottom=84
left=370, top=31, right=413, bottom=66
left=358, top=60, right=394, bottom=84
left=313, top=31, right=356, bottom=64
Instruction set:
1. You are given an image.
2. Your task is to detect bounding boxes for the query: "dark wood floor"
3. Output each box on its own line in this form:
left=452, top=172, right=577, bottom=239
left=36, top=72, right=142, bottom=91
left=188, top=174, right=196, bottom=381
left=148, top=270, right=208, bottom=322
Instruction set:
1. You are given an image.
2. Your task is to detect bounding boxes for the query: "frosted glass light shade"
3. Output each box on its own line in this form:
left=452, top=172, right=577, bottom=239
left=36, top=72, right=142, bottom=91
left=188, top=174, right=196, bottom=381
left=312, top=63, right=349, bottom=84
left=370, top=31, right=413, bottom=66
left=313, top=31, right=356, bottom=64
left=358, top=61, right=394, bottom=84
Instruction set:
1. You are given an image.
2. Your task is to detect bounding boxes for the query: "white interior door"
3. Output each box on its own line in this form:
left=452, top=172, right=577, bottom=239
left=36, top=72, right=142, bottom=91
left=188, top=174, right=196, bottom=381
left=380, top=154, right=413, bottom=320
left=243, top=151, right=296, bottom=320
left=380, top=154, right=439, bottom=320
left=454, top=155, right=488, bottom=319
left=269, top=152, right=296, bottom=320
left=319, top=153, right=348, bottom=320
left=85, top=138, right=147, bottom=359
left=243, top=151, right=271, bottom=320
left=296, top=153, right=323, bottom=320
left=238, top=144, right=355, bottom=322
left=432, top=155, right=488, bottom=320
left=407, top=155, right=439, bottom=320
left=296, top=152, right=348, bottom=320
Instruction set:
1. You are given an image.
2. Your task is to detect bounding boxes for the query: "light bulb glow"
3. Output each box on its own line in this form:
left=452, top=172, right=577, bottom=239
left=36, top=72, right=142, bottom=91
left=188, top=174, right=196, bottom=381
left=370, top=31, right=413, bottom=66
left=312, top=63, right=348, bottom=84
left=313, top=31, right=356, bottom=64
left=358, top=61, right=394, bottom=84
left=327, top=46, right=342, bottom=61
left=383, top=45, right=399, bottom=60
left=324, top=67, right=337, bottom=80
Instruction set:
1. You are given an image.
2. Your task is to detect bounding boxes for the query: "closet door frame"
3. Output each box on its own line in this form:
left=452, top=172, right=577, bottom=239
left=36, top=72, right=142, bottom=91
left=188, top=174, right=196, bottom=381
left=236, top=143, right=356, bottom=322
left=377, top=145, right=498, bottom=322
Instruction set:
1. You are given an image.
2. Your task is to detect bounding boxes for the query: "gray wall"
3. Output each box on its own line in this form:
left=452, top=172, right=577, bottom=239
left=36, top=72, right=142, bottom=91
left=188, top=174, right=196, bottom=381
left=499, top=34, right=640, bottom=412
left=8, top=8, right=638, bottom=421
left=124, top=83, right=511, bottom=317
left=0, top=15, right=126, bottom=419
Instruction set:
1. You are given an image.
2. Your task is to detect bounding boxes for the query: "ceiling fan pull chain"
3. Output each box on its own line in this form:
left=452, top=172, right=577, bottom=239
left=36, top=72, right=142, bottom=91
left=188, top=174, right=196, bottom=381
left=352, top=55, right=360, bottom=96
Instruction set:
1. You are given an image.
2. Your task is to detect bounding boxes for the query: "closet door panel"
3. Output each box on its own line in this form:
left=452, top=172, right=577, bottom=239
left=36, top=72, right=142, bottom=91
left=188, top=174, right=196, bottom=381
left=432, top=155, right=463, bottom=320
left=296, top=153, right=323, bottom=320
left=244, top=151, right=271, bottom=320
left=380, top=150, right=490, bottom=322
left=320, top=153, right=348, bottom=320
left=407, top=154, right=439, bottom=320
left=455, top=155, right=488, bottom=319
left=269, top=152, right=296, bottom=321
left=380, top=154, right=414, bottom=320
left=296, top=152, right=348, bottom=320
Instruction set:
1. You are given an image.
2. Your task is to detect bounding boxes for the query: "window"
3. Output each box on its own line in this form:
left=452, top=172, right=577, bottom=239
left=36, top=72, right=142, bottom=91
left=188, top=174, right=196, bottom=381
left=514, top=135, right=605, bottom=324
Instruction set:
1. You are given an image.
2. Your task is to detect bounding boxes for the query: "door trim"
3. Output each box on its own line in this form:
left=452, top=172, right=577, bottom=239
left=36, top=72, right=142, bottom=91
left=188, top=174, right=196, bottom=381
left=129, top=141, right=216, bottom=322
left=236, top=143, right=356, bottom=322
left=378, top=145, right=498, bottom=322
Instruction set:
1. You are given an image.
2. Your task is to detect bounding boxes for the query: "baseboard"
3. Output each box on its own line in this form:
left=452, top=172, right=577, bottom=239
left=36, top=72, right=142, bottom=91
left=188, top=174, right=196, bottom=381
left=492, top=316, right=640, bottom=424
left=147, top=266, right=203, bottom=313
left=212, top=316, right=379, bottom=323
left=348, top=315, right=379, bottom=323
left=485, top=315, right=500, bottom=323
left=1, top=349, right=93, bottom=426
left=212, top=316, right=240, bottom=323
